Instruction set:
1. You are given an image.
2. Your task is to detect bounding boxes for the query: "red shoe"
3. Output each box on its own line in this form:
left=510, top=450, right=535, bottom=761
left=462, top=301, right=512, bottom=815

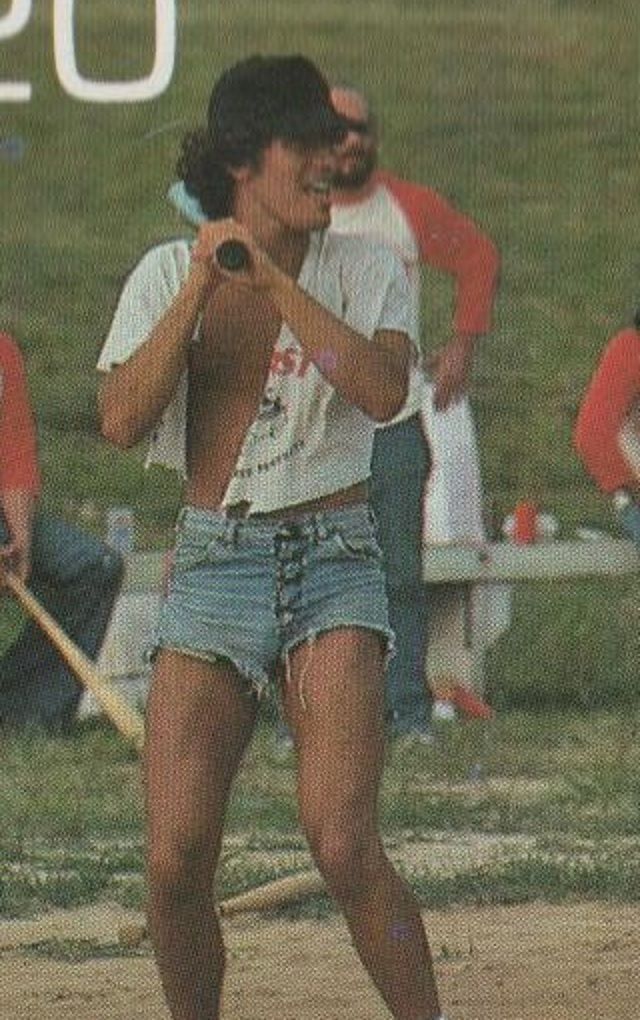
left=450, top=683, right=494, bottom=720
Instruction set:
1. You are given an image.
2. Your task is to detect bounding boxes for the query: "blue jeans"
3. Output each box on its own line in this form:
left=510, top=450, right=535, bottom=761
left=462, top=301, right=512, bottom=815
left=370, top=414, right=431, bottom=735
left=616, top=501, right=640, bottom=546
left=156, top=503, right=392, bottom=696
left=0, top=512, right=124, bottom=733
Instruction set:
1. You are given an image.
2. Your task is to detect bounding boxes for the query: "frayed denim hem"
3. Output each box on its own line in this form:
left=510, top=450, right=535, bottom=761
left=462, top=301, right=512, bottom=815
left=149, top=642, right=270, bottom=700
left=280, top=622, right=395, bottom=709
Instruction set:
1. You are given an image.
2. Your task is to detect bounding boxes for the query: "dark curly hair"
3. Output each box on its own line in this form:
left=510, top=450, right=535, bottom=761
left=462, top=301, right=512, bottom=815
left=175, top=129, right=237, bottom=221
left=176, top=55, right=346, bottom=221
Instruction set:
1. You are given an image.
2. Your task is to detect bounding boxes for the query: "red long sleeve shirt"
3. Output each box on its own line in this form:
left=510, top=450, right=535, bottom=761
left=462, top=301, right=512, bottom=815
left=331, top=170, right=500, bottom=337
left=0, top=332, right=41, bottom=494
left=574, top=328, right=640, bottom=493
left=378, top=171, right=500, bottom=335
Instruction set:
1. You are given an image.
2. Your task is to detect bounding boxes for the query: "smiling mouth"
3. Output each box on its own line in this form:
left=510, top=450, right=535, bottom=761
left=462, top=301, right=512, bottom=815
left=305, top=179, right=332, bottom=195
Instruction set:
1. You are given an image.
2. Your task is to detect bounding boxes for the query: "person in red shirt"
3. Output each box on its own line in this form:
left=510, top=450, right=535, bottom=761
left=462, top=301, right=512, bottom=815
left=330, top=87, right=499, bottom=407
left=329, top=85, right=500, bottom=739
left=574, top=314, right=640, bottom=542
left=0, top=332, right=124, bottom=733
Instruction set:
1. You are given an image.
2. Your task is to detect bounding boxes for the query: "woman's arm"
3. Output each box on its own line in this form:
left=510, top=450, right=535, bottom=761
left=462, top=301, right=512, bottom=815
left=193, top=220, right=412, bottom=422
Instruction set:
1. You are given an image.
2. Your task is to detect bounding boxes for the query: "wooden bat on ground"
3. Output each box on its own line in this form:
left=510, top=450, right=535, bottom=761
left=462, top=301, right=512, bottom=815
left=1, top=569, right=146, bottom=753
left=119, top=870, right=326, bottom=946
left=218, top=870, right=326, bottom=917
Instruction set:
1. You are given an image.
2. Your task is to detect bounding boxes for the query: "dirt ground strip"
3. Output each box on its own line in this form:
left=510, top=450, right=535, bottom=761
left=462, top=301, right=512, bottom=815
left=0, top=899, right=638, bottom=1019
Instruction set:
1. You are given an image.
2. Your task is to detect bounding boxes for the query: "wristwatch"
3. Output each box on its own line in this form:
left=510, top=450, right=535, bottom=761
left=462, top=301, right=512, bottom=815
left=612, top=488, right=634, bottom=512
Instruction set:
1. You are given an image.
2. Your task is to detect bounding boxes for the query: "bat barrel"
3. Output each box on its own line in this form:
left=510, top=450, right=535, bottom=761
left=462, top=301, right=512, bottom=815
left=118, top=869, right=325, bottom=945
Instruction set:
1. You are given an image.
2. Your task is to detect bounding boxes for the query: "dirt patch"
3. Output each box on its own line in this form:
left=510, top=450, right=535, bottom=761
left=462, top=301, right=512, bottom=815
left=0, top=900, right=638, bottom=1018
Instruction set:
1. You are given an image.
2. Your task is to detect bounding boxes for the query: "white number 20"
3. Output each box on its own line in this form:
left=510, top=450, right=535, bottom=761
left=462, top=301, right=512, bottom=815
left=0, top=0, right=33, bottom=101
left=1, top=0, right=176, bottom=104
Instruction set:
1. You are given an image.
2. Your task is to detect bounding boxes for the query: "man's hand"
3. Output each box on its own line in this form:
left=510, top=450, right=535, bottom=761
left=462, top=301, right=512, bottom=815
left=0, top=538, right=30, bottom=587
left=0, top=490, right=36, bottom=590
left=427, top=333, right=478, bottom=411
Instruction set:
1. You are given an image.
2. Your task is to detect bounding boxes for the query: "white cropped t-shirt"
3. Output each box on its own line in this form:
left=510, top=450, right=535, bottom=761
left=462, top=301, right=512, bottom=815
left=98, top=230, right=414, bottom=513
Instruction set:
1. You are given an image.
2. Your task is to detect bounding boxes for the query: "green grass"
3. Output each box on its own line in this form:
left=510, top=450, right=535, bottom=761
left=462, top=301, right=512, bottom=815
left=2, top=5, right=640, bottom=915
left=2, top=0, right=639, bottom=530
left=409, top=850, right=640, bottom=909
left=2, top=2, right=639, bottom=707
left=2, top=0, right=640, bottom=701
left=2, top=709, right=640, bottom=919
left=24, top=938, right=146, bottom=962
left=1, top=10, right=640, bottom=932
left=487, top=577, right=640, bottom=710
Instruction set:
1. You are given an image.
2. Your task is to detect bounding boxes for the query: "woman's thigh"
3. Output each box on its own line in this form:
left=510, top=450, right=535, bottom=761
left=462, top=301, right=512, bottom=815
left=145, top=649, right=257, bottom=868
left=283, top=628, right=386, bottom=832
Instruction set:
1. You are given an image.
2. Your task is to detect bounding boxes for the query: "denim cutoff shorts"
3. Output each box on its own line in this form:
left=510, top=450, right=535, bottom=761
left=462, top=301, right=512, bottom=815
left=154, top=502, right=394, bottom=696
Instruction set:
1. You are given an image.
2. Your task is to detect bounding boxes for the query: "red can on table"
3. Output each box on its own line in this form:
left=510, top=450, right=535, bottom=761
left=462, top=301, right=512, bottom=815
left=513, top=501, right=537, bottom=544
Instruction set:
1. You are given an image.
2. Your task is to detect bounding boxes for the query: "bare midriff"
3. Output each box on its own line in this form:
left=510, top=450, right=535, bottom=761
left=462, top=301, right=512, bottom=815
left=184, top=279, right=368, bottom=519
left=223, top=479, right=369, bottom=520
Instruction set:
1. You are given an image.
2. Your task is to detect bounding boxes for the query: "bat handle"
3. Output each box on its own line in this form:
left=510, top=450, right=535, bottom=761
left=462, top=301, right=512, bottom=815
left=216, top=240, right=251, bottom=272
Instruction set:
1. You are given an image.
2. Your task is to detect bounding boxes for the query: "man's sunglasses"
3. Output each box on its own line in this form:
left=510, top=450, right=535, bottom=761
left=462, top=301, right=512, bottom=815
left=340, top=116, right=371, bottom=136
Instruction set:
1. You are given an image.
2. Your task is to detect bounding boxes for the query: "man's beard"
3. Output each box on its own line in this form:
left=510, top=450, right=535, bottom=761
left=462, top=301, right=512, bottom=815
left=332, top=148, right=377, bottom=191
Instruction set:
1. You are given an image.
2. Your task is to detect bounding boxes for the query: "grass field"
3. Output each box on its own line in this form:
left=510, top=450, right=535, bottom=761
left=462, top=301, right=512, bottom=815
left=0, top=1, right=639, bottom=770
left=2, top=706, right=640, bottom=920
left=2, top=0, right=639, bottom=530
left=4, top=13, right=640, bottom=1014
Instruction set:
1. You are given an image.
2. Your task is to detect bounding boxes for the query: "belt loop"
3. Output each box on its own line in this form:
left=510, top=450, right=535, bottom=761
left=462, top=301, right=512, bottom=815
left=223, top=518, right=240, bottom=547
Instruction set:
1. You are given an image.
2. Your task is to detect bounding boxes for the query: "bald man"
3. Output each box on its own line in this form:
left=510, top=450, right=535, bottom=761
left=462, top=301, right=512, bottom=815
left=330, top=85, right=499, bottom=740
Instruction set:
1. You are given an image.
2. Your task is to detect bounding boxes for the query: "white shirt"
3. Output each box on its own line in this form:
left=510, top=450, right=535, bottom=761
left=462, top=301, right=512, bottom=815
left=98, top=231, right=414, bottom=513
left=331, top=180, right=487, bottom=544
left=331, top=185, right=425, bottom=421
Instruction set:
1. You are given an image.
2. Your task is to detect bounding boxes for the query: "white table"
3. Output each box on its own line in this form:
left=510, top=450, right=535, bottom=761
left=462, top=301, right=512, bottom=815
left=80, top=539, right=640, bottom=715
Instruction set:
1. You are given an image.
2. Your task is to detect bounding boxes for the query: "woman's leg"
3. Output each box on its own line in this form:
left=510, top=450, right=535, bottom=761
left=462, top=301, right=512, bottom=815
left=145, top=649, right=258, bottom=1020
left=283, top=628, right=441, bottom=1020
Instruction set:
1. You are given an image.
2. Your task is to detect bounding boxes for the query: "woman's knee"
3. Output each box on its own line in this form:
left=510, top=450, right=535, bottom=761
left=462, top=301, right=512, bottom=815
left=304, top=820, right=381, bottom=902
left=147, top=840, right=214, bottom=905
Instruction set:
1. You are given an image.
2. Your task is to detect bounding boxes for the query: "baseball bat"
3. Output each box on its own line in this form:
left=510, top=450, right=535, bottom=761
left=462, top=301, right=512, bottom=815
left=220, top=869, right=325, bottom=916
left=1, top=569, right=146, bottom=753
left=118, top=870, right=326, bottom=946
left=216, top=239, right=251, bottom=272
